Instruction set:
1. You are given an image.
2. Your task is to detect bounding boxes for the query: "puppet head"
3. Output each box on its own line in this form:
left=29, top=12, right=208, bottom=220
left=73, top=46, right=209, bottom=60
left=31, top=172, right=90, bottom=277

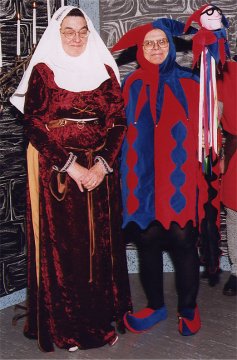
left=200, top=5, right=223, bottom=30
left=184, top=4, right=229, bottom=32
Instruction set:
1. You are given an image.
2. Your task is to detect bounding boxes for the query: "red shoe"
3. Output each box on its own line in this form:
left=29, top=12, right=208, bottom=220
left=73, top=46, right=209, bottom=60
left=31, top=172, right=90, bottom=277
left=178, top=305, right=201, bottom=336
left=123, top=306, right=167, bottom=333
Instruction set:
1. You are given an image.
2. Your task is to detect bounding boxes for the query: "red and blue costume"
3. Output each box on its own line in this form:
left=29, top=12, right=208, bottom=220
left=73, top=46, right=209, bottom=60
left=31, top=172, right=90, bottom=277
left=112, top=19, right=207, bottom=232
left=112, top=18, right=205, bottom=336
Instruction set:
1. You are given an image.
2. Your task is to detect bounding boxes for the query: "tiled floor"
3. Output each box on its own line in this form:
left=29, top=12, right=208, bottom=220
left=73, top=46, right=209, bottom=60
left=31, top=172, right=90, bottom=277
left=1, top=272, right=237, bottom=360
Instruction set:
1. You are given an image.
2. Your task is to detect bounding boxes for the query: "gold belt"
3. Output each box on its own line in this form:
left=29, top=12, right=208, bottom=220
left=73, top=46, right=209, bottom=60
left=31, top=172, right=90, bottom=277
left=45, top=117, right=99, bottom=131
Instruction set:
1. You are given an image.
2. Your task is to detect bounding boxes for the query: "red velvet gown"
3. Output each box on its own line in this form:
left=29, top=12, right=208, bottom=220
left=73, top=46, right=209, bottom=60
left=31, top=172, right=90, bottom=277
left=23, top=63, right=132, bottom=351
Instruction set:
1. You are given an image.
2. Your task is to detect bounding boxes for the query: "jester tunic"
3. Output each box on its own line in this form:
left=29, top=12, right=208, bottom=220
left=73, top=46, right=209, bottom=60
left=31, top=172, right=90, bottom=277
left=120, top=68, right=207, bottom=230
left=23, top=63, right=132, bottom=351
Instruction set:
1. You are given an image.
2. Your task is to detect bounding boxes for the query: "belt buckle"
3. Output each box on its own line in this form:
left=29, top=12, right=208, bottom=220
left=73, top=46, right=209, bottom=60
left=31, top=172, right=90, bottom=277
left=77, top=122, right=85, bottom=130
left=59, top=119, right=67, bottom=127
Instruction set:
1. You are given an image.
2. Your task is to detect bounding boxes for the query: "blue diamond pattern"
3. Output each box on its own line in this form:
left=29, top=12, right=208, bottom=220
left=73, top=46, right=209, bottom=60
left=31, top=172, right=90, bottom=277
left=170, top=122, right=187, bottom=213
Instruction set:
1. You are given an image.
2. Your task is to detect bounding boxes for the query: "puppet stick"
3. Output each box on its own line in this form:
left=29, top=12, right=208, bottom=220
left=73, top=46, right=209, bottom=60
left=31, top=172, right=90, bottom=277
left=211, top=56, right=218, bottom=156
left=198, top=51, right=204, bottom=163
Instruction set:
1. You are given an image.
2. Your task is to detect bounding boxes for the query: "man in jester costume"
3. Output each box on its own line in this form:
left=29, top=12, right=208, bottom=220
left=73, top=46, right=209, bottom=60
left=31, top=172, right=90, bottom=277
left=185, top=4, right=230, bottom=287
left=112, top=18, right=208, bottom=335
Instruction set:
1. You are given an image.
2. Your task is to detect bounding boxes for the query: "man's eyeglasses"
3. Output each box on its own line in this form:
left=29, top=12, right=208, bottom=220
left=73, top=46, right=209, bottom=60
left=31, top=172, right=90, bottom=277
left=201, top=6, right=222, bottom=17
left=143, top=38, right=169, bottom=51
left=61, top=26, right=90, bottom=40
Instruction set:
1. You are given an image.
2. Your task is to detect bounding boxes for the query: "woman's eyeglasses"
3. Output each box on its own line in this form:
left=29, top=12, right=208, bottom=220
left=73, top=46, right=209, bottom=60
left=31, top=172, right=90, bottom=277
left=201, top=6, right=222, bottom=16
left=143, top=38, right=169, bottom=51
left=61, top=26, right=90, bottom=40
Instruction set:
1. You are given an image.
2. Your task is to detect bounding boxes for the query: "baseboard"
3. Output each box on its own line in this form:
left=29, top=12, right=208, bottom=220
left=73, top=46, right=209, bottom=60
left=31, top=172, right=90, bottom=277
left=126, top=249, right=231, bottom=273
left=0, top=251, right=231, bottom=310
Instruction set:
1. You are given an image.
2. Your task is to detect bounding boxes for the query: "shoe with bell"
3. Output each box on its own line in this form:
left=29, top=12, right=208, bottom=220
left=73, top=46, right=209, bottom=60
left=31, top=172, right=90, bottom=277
left=178, top=305, right=201, bottom=336
left=223, top=274, right=237, bottom=296
left=123, top=306, right=167, bottom=333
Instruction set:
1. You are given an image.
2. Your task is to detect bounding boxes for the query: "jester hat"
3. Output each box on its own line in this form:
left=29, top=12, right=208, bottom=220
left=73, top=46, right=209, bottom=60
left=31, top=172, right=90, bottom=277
left=184, top=3, right=229, bottom=31
left=112, top=18, right=198, bottom=124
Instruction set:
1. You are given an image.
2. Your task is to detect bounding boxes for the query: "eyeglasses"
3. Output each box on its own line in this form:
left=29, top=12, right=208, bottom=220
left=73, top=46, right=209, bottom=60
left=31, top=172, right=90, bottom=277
left=61, top=26, right=90, bottom=40
left=201, top=6, right=222, bottom=16
left=143, top=38, right=169, bottom=51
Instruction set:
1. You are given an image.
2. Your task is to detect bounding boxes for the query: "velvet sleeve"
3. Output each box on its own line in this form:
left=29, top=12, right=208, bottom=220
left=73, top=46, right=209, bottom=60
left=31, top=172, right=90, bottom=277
left=23, top=65, right=69, bottom=169
left=96, top=66, right=127, bottom=167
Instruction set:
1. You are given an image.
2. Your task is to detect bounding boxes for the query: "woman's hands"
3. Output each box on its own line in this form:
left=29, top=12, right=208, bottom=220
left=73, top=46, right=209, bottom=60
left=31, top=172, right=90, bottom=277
left=66, top=161, right=107, bottom=192
left=81, top=161, right=107, bottom=192
left=66, top=162, right=89, bottom=192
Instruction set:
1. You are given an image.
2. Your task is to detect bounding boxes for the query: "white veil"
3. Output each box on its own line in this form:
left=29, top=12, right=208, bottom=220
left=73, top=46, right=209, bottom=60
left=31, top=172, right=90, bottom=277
left=10, top=6, right=120, bottom=113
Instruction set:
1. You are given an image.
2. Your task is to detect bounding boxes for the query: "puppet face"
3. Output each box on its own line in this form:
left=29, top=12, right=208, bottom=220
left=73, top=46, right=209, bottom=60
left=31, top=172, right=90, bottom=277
left=143, top=29, right=169, bottom=65
left=60, top=15, right=89, bottom=57
left=200, top=5, right=222, bottom=30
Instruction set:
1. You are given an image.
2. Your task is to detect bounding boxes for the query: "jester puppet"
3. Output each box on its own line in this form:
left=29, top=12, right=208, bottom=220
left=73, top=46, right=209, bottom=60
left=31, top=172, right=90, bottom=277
left=185, top=4, right=230, bottom=287
left=184, top=3, right=230, bottom=167
left=112, top=19, right=208, bottom=336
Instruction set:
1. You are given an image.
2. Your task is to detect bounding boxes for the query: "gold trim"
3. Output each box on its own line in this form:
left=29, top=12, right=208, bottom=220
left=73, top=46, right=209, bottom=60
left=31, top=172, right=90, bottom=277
left=88, top=190, right=95, bottom=283
left=73, top=105, right=96, bottom=116
left=64, top=143, right=106, bottom=153
left=27, top=143, right=40, bottom=285
left=106, top=176, right=114, bottom=282
left=49, top=171, right=68, bottom=202
left=87, top=151, right=95, bottom=283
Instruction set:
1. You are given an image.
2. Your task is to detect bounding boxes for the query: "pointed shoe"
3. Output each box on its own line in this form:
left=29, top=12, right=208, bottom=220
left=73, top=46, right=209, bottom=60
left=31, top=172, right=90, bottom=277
left=123, top=306, right=167, bottom=333
left=178, top=305, right=201, bottom=336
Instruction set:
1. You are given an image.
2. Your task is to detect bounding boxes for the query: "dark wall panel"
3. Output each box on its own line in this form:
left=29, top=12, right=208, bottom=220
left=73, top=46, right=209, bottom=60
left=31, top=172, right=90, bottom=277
left=0, top=0, right=64, bottom=298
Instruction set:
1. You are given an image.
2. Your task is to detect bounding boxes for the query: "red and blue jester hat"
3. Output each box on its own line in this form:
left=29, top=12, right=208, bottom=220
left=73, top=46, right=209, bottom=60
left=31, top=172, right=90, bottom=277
left=111, top=18, right=198, bottom=126
left=184, top=4, right=230, bottom=170
left=111, top=18, right=197, bottom=124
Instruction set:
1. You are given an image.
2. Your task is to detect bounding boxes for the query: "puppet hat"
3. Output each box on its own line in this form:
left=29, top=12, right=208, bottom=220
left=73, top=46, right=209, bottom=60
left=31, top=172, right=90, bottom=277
left=184, top=4, right=209, bottom=32
left=184, top=3, right=229, bottom=32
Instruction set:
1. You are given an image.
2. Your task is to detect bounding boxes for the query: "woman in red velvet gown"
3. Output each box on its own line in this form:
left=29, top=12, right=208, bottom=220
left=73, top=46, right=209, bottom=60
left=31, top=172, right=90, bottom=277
left=10, top=6, right=132, bottom=352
